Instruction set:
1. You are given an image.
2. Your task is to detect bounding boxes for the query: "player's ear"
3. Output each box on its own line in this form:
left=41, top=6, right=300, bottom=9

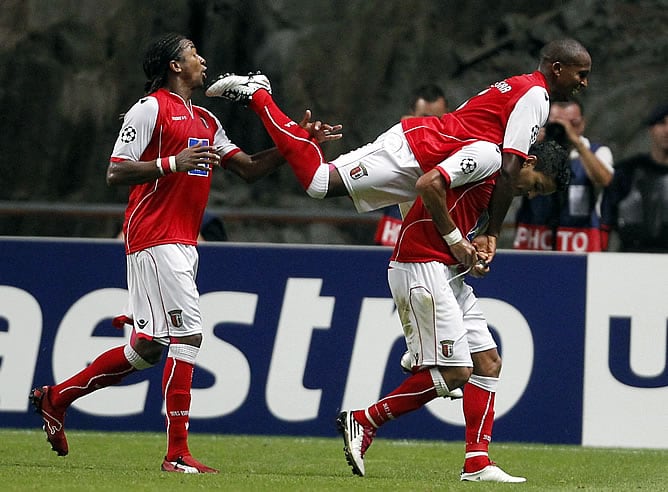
left=522, top=155, right=538, bottom=168
left=169, top=59, right=182, bottom=74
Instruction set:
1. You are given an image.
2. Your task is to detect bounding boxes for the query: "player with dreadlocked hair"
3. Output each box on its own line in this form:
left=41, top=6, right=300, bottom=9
left=29, top=32, right=342, bottom=474
left=143, top=33, right=187, bottom=95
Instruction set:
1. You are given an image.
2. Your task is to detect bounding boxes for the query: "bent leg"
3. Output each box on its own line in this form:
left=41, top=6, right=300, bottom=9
left=248, top=90, right=333, bottom=196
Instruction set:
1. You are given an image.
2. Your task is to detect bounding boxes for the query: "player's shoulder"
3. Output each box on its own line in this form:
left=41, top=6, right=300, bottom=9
left=127, top=93, right=159, bottom=112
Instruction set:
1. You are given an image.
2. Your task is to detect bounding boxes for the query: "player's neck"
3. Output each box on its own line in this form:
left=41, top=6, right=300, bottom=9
left=165, top=80, right=193, bottom=104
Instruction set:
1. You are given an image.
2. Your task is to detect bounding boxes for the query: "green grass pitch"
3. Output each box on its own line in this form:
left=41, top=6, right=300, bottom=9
left=2, top=429, right=667, bottom=491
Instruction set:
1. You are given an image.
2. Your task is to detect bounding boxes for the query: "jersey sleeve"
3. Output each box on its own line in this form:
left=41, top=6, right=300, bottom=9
left=210, top=112, right=240, bottom=158
left=436, top=142, right=502, bottom=188
left=502, top=86, right=549, bottom=158
left=110, top=96, right=159, bottom=161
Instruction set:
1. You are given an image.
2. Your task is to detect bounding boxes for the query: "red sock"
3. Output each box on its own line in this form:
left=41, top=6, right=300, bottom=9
left=463, top=381, right=496, bottom=472
left=50, top=345, right=135, bottom=408
left=163, top=356, right=194, bottom=460
left=249, top=89, right=326, bottom=190
left=355, top=370, right=438, bottom=428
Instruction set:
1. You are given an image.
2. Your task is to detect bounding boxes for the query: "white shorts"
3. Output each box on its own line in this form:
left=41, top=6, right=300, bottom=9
left=388, top=261, right=496, bottom=369
left=333, top=123, right=501, bottom=213
left=126, top=243, right=202, bottom=345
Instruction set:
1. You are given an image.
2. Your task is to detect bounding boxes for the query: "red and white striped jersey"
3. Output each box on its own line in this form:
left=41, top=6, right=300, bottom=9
left=402, top=70, right=550, bottom=170
left=110, top=88, right=239, bottom=254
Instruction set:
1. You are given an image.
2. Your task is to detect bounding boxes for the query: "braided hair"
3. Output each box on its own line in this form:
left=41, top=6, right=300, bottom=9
left=530, top=140, right=571, bottom=193
left=142, top=33, right=187, bottom=95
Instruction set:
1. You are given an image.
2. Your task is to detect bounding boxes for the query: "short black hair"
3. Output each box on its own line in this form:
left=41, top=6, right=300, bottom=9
left=531, top=140, right=571, bottom=192
left=142, top=33, right=187, bottom=94
left=540, top=38, right=589, bottom=66
left=409, top=83, right=447, bottom=113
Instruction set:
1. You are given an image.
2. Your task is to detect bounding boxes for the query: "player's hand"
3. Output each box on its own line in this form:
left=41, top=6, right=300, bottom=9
left=469, top=258, right=490, bottom=278
left=299, top=109, right=343, bottom=143
left=472, top=234, right=497, bottom=265
left=449, top=239, right=478, bottom=269
left=176, top=143, right=221, bottom=170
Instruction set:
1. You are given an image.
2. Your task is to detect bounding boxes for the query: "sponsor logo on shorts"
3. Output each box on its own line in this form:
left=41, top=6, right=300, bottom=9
left=460, top=157, right=477, bottom=174
left=440, top=339, right=454, bottom=358
left=169, top=310, right=183, bottom=328
left=349, top=163, right=368, bottom=180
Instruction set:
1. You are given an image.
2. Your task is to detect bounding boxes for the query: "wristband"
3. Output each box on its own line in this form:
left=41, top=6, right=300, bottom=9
left=156, top=158, right=164, bottom=176
left=159, top=156, right=175, bottom=175
left=169, top=155, right=177, bottom=173
left=442, top=227, right=463, bottom=246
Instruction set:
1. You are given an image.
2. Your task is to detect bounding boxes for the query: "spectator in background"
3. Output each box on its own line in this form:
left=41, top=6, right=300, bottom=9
left=600, top=103, right=668, bottom=252
left=513, top=98, right=614, bottom=251
left=374, top=84, right=450, bottom=246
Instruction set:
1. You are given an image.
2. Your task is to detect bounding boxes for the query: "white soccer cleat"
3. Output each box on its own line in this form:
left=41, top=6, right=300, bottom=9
left=399, top=351, right=463, bottom=400
left=460, top=464, right=526, bottom=483
left=336, top=411, right=376, bottom=477
left=205, top=72, right=271, bottom=103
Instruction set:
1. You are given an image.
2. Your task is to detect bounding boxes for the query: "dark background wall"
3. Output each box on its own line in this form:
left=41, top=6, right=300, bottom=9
left=1, top=0, right=667, bottom=242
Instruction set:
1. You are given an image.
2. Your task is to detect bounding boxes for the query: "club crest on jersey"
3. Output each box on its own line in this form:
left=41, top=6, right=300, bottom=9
left=349, top=163, right=368, bottom=180
left=187, top=137, right=211, bottom=176
left=440, top=339, right=455, bottom=358
left=120, top=125, right=137, bottom=143
left=168, top=310, right=184, bottom=328
left=460, top=157, right=477, bottom=174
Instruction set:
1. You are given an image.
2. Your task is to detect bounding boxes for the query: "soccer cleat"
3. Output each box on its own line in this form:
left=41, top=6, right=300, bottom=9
left=29, top=386, right=68, bottom=456
left=161, top=455, right=219, bottom=474
left=460, top=463, right=527, bottom=483
left=205, top=72, right=272, bottom=103
left=399, top=351, right=463, bottom=400
left=336, top=411, right=376, bottom=477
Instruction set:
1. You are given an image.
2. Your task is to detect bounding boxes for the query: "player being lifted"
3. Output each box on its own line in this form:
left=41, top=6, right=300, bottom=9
left=206, top=38, right=591, bottom=267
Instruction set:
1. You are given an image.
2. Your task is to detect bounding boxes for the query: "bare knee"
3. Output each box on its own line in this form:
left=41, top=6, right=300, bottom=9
left=472, top=349, right=502, bottom=378
left=131, top=338, right=165, bottom=365
left=439, top=366, right=473, bottom=390
left=325, top=168, right=349, bottom=197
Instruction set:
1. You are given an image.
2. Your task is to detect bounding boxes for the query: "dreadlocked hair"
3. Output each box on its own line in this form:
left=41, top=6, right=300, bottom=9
left=530, top=140, right=571, bottom=192
left=142, top=33, right=186, bottom=95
